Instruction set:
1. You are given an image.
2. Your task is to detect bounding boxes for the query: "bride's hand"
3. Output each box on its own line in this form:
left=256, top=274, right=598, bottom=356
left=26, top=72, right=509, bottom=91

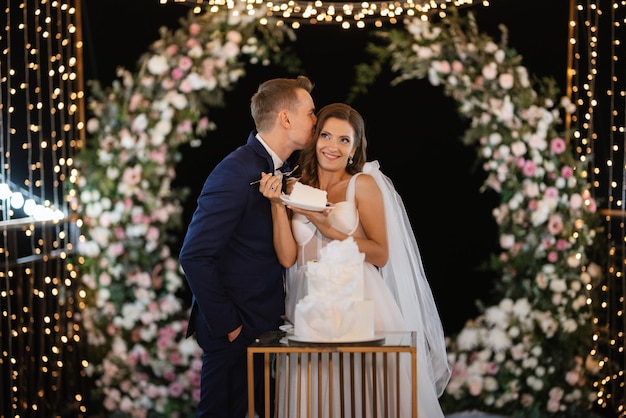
left=288, top=205, right=332, bottom=230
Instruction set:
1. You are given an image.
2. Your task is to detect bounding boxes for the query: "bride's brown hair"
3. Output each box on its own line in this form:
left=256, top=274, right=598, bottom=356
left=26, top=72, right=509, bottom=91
left=297, top=103, right=368, bottom=187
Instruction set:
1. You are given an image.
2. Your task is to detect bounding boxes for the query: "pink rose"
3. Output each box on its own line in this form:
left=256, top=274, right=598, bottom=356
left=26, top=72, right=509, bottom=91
left=165, top=44, right=179, bottom=56
left=556, top=239, right=568, bottom=250
left=171, top=67, right=184, bottom=80
left=550, top=137, right=566, bottom=154
left=189, top=22, right=201, bottom=36
left=547, top=215, right=563, bottom=235
left=168, top=381, right=185, bottom=397
left=547, top=251, right=558, bottom=262
left=561, top=165, right=573, bottom=178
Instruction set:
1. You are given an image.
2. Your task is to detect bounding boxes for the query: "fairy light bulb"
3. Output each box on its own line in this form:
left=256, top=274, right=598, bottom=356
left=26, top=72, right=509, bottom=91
left=10, top=192, right=24, bottom=209
left=0, top=183, right=11, bottom=199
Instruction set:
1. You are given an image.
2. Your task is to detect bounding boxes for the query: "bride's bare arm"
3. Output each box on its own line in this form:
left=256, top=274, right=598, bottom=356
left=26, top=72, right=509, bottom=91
left=350, top=174, right=388, bottom=267
left=260, top=172, right=297, bottom=268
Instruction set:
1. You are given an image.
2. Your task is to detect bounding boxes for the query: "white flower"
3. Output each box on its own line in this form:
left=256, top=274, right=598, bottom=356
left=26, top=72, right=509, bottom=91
left=510, top=140, right=527, bottom=157
left=77, top=240, right=100, bottom=257
left=179, top=338, right=200, bottom=359
left=97, top=149, right=114, bottom=164
left=487, top=328, right=512, bottom=352
left=536, top=312, right=558, bottom=337
left=147, top=54, right=169, bottom=75
left=96, top=287, right=111, bottom=308
left=153, top=119, right=172, bottom=138
left=498, top=73, right=514, bottom=89
left=549, top=278, right=567, bottom=293
left=522, top=181, right=540, bottom=198
left=89, top=226, right=111, bottom=247
left=507, top=325, right=520, bottom=338
left=221, top=41, right=240, bottom=58
left=562, top=318, right=578, bottom=333
left=188, top=44, right=203, bottom=58
left=567, top=253, right=582, bottom=268
left=131, top=114, right=149, bottom=134
left=525, top=132, right=548, bottom=150
left=530, top=345, right=543, bottom=357
left=488, top=132, right=502, bottom=146
left=140, top=322, right=158, bottom=342
left=467, top=375, right=485, bottom=396
left=522, top=356, right=538, bottom=369
left=492, top=96, right=515, bottom=124
left=530, top=200, right=551, bottom=226
left=428, top=66, right=441, bottom=85
left=499, top=234, right=515, bottom=249
left=482, top=62, right=498, bottom=80
left=87, top=118, right=100, bottom=133
left=106, top=166, right=120, bottom=180
left=526, top=375, right=544, bottom=391
left=180, top=72, right=207, bottom=91
left=516, top=66, right=530, bottom=87
left=512, top=298, right=531, bottom=319
left=485, top=305, right=508, bottom=327
left=457, top=327, right=481, bottom=351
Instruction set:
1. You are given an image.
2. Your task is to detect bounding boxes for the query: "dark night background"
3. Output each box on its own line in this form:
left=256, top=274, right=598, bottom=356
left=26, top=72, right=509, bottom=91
left=81, top=0, right=570, bottom=335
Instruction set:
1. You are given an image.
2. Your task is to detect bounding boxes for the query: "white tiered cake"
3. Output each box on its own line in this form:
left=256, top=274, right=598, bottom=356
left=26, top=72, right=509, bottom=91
left=293, top=237, right=374, bottom=342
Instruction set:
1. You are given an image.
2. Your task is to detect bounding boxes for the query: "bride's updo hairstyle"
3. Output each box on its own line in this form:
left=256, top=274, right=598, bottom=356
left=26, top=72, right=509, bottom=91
left=298, top=103, right=368, bottom=187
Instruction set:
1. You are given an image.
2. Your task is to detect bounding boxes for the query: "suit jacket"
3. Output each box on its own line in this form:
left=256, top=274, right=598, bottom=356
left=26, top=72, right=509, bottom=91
left=179, top=132, right=285, bottom=346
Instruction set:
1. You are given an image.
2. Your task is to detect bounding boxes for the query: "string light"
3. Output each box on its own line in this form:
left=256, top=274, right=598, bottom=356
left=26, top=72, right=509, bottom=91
left=0, top=0, right=86, bottom=416
left=159, top=0, right=486, bottom=28
left=569, top=0, right=626, bottom=415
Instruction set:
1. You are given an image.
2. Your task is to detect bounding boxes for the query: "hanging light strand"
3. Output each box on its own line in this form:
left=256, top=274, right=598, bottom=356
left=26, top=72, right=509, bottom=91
left=160, top=0, right=483, bottom=28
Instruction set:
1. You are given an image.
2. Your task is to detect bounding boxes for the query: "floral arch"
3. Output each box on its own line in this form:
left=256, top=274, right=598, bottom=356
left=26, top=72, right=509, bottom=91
left=75, top=6, right=602, bottom=418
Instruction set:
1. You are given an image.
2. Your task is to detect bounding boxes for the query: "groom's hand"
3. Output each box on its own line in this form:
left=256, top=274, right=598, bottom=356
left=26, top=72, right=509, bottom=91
left=228, top=325, right=242, bottom=342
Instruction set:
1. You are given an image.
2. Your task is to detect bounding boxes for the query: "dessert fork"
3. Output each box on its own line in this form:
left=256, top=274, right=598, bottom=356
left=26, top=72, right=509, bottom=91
left=249, top=165, right=299, bottom=185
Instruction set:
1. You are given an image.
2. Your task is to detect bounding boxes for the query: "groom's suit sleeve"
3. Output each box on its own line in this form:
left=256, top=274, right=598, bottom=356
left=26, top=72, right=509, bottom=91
left=179, top=156, right=248, bottom=337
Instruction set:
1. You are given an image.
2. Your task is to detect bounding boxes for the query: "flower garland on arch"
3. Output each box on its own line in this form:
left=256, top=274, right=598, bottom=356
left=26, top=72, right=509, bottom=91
left=355, top=11, right=603, bottom=417
left=74, top=5, right=604, bottom=418
left=75, top=8, right=297, bottom=416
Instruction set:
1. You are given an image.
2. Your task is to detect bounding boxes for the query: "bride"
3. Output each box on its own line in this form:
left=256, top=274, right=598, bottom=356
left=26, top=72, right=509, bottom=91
left=259, top=103, right=451, bottom=417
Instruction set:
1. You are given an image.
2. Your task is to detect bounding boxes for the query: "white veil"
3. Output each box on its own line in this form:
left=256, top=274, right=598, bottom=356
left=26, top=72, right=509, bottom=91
left=363, top=161, right=452, bottom=397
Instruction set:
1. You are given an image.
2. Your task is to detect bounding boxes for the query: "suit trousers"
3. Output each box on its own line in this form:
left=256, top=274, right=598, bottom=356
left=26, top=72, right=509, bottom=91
left=196, top=321, right=274, bottom=418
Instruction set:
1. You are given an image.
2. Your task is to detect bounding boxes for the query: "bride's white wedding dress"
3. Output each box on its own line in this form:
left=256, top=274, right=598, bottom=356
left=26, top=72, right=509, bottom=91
left=279, top=161, right=450, bottom=418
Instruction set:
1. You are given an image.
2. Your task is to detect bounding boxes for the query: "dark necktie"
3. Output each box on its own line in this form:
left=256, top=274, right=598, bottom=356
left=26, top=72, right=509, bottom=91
left=278, top=162, right=291, bottom=174
left=277, top=162, right=291, bottom=192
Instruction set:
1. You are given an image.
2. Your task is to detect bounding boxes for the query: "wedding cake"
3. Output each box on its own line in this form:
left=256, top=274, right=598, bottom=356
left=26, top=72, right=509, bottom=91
left=289, top=181, right=327, bottom=208
left=293, top=237, right=375, bottom=342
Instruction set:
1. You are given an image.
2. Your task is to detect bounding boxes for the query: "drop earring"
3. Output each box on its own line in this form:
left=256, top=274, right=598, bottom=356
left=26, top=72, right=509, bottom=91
left=348, top=156, right=353, bottom=165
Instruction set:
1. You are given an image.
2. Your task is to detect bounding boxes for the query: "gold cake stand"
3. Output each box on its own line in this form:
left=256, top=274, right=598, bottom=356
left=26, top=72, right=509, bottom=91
left=247, top=330, right=417, bottom=418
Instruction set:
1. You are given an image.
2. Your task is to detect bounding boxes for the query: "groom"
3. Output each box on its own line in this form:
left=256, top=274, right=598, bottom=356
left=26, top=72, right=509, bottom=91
left=179, top=76, right=316, bottom=418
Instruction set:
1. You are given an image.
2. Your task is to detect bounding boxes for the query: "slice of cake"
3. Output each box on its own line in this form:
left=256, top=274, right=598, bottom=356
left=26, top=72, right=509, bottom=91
left=293, top=237, right=375, bottom=342
left=289, top=182, right=327, bottom=208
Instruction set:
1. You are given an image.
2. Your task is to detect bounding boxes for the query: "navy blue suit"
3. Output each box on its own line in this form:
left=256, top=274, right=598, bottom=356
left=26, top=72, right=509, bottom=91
left=179, top=132, right=285, bottom=418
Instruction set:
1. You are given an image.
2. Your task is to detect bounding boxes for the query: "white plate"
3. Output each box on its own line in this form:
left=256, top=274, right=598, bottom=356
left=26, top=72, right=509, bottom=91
left=280, top=195, right=333, bottom=212
left=287, top=335, right=385, bottom=345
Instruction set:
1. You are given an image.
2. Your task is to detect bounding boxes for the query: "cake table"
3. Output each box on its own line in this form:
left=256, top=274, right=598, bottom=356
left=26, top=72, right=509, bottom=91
left=246, top=330, right=417, bottom=418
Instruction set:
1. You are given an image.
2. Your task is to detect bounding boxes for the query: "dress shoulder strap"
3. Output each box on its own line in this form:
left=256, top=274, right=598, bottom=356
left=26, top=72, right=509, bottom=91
left=346, top=173, right=361, bottom=202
